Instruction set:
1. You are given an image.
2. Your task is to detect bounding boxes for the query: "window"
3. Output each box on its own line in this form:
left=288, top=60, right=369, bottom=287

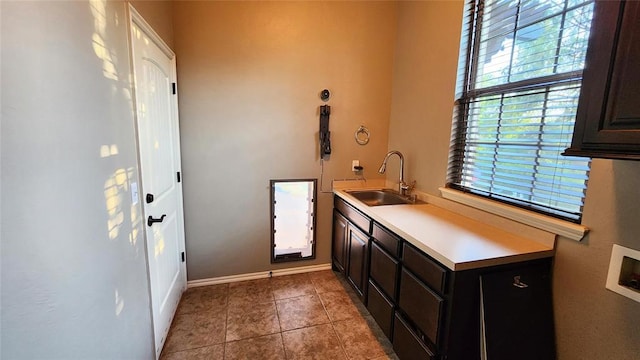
left=447, top=0, right=594, bottom=222
left=270, top=179, right=317, bottom=263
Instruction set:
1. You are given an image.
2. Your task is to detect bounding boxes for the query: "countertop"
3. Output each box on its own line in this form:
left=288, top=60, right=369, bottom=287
left=334, top=188, right=555, bottom=271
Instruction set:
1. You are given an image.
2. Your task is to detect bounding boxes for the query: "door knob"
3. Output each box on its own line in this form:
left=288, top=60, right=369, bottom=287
left=147, top=214, right=166, bottom=227
left=146, top=193, right=154, bottom=203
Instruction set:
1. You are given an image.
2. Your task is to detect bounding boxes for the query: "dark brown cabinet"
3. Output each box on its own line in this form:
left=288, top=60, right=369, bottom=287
left=367, top=224, right=402, bottom=341
left=332, top=212, right=348, bottom=273
left=332, top=195, right=556, bottom=360
left=372, top=223, right=401, bottom=258
left=402, top=242, right=447, bottom=294
left=369, top=241, right=400, bottom=301
left=346, top=223, right=369, bottom=299
left=565, top=0, right=640, bottom=159
left=367, top=281, right=395, bottom=339
left=393, top=313, right=436, bottom=360
left=480, top=262, right=556, bottom=360
left=398, top=268, right=444, bottom=350
left=332, top=197, right=371, bottom=301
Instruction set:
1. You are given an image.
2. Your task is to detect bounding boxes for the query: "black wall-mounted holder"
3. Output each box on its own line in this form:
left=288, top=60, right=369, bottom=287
left=319, top=105, right=331, bottom=159
left=320, top=89, right=330, bottom=102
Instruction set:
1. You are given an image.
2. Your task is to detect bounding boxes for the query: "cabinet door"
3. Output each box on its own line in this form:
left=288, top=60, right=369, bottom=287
left=332, top=211, right=348, bottom=273
left=346, top=223, right=369, bottom=299
left=566, top=0, right=640, bottom=158
left=480, top=261, right=555, bottom=360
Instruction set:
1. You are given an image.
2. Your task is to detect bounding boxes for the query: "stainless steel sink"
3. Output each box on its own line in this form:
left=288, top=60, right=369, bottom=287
left=346, top=189, right=418, bottom=206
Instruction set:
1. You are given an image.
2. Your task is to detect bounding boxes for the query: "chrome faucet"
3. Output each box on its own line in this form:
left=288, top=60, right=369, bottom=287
left=378, top=150, right=414, bottom=196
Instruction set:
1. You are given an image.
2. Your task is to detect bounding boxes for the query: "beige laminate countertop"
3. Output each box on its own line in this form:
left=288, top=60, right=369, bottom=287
left=334, top=189, right=555, bottom=271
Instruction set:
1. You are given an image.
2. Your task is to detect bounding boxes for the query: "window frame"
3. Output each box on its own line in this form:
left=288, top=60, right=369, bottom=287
left=446, top=0, right=593, bottom=226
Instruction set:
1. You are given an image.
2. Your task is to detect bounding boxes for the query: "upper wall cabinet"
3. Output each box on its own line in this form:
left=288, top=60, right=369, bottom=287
left=564, top=0, right=640, bottom=160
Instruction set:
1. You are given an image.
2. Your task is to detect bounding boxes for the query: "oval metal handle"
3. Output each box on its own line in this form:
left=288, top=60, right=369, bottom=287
left=147, top=214, right=166, bottom=227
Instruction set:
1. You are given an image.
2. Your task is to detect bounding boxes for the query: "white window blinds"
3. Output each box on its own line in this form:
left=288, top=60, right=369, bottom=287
left=447, top=0, right=594, bottom=222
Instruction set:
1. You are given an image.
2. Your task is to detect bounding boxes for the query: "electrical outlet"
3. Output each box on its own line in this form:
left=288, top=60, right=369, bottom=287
left=352, top=160, right=360, bottom=172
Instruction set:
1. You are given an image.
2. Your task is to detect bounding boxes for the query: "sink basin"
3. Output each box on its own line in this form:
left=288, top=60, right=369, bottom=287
left=347, top=189, right=417, bottom=206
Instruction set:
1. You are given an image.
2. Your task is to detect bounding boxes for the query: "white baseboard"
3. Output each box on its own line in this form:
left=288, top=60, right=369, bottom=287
left=187, top=263, right=333, bottom=288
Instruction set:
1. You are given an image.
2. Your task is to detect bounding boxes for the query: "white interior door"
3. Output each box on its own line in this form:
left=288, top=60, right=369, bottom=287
left=129, top=7, right=186, bottom=359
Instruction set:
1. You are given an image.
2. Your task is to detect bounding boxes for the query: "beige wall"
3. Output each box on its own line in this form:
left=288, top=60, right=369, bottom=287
left=130, top=0, right=174, bottom=49
left=173, top=1, right=397, bottom=279
left=387, top=0, right=461, bottom=193
left=388, top=1, right=640, bottom=359
left=0, top=0, right=173, bottom=357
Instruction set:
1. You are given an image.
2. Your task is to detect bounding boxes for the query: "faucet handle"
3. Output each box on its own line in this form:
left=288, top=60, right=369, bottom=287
left=400, top=180, right=416, bottom=196
left=401, top=180, right=416, bottom=193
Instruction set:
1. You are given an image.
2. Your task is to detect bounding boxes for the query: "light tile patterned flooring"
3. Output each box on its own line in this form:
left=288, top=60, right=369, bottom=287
left=161, top=270, right=399, bottom=360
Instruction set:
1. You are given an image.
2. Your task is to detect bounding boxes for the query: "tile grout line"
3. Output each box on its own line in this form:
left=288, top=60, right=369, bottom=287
left=316, top=276, right=352, bottom=359
left=274, top=277, right=303, bottom=360
left=226, top=282, right=282, bottom=343
left=222, top=286, right=230, bottom=358
left=331, top=305, right=354, bottom=357
left=330, top=311, right=351, bottom=359
left=315, top=282, right=333, bottom=323
left=272, top=280, right=284, bottom=338
left=279, top=332, right=289, bottom=360
left=166, top=271, right=386, bottom=359
left=162, top=292, right=228, bottom=357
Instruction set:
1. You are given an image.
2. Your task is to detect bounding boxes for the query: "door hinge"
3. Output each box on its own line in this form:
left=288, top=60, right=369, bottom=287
left=181, top=252, right=185, bottom=262
left=177, top=171, right=181, bottom=182
left=172, top=82, right=176, bottom=95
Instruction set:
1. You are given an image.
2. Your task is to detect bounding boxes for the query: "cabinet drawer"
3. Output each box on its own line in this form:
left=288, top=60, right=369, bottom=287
left=372, top=223, right=400, bottom=257
left=370, top=241, right=399, bottom=300
left=335, top=197, right=371, bottom=234
left=367, top=280, right=394, bottom=340
left=393, top=312, right=436, bottom=360
left=402, top=242, right=447, bottom=294
left=398, top=268, right=443, bottom=347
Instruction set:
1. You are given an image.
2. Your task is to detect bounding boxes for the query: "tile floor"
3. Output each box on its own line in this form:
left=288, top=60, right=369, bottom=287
left=161, top=270, right=399, bottom=360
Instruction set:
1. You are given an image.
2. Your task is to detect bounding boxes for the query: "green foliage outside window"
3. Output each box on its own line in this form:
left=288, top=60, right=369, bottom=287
left=448, top=0, right=594, bottom=221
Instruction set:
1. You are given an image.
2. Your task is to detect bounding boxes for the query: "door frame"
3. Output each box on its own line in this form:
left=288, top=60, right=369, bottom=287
left=126, top=4, right=187, bottom=358
left=270, top=179, right=318, bottom=263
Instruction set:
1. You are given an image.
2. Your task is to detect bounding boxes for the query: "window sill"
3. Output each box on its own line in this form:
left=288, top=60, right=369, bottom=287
left=438, top=187, right=588, bottom=241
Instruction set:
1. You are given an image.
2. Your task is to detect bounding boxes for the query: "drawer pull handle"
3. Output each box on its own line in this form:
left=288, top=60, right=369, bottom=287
left=513, top=276, right=528, bottom=288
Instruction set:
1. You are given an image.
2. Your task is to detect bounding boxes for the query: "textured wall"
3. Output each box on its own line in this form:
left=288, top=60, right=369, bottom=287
left=173, top=1, right=397, bottom=280
left=130, top=0, right=174, bottom=49
left=553, top=159, right=640, bottom=359
left=387, top=1, right=640, bottom=359
left=387, top=1, right=461, bottom=194
left=1, top=1, right=174, bottom=358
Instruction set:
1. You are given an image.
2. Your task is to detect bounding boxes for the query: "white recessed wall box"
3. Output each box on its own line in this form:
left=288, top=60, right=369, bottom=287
left=605, top=244, right=640, bottom=303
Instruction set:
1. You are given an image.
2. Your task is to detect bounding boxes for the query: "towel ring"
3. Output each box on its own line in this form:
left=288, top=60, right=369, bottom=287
left=355, top=125, right=370, bottom=145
